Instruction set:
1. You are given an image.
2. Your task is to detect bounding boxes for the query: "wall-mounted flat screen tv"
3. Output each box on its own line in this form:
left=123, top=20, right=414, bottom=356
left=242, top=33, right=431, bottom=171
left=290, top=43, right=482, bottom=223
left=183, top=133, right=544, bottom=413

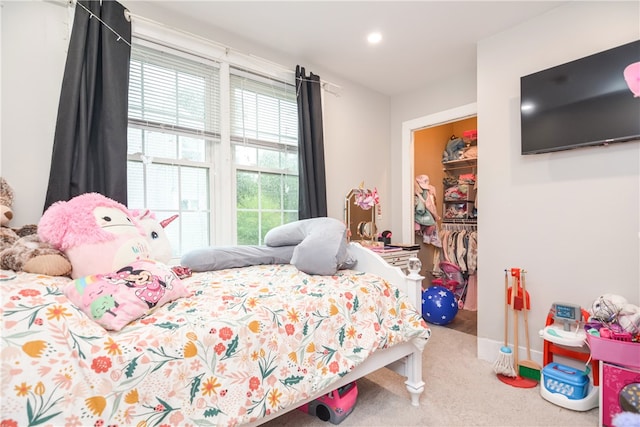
left=520, top=40, right=640, bottom=155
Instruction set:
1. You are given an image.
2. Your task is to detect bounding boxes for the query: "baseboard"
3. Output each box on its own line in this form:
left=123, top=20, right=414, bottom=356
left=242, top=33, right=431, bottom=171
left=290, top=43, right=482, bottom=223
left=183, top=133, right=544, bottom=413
left=477, top=336, right=544, bottom=366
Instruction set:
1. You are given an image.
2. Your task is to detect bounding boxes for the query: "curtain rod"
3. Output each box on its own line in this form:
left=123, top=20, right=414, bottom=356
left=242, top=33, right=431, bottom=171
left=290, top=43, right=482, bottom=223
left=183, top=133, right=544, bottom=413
left=58, top=0, right=341, bottom=94
left=124, top=6, right=341, bottom=94
left=126, top=10, right=289, bottom=75
left=77, top=0, right=131, bottom=46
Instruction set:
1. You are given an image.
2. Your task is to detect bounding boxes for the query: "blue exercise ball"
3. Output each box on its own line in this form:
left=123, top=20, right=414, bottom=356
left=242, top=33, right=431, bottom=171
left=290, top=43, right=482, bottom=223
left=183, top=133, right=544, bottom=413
left=422, top=286, right=458, bottom=325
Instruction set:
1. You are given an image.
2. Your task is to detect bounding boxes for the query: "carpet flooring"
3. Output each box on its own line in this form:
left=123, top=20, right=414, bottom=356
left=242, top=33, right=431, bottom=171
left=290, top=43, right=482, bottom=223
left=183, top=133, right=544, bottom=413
left=443, top=308, right=477, bottom=336
left=262, top=325, right=599, bottom=427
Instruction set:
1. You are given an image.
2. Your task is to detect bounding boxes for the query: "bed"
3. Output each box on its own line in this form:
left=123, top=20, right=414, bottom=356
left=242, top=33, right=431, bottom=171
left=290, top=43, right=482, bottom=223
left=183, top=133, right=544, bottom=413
left=0, top=243, right=430, bottom=426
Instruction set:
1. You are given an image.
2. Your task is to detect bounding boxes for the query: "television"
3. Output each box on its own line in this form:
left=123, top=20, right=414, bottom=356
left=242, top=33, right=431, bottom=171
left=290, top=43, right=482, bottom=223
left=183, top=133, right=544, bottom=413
left=520, top=40, right=640, bottom=155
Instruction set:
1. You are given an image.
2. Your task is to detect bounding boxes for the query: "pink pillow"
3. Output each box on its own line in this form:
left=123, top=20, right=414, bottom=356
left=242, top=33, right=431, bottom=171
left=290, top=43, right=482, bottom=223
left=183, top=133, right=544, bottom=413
left=64, top=260, right=190, bottom=331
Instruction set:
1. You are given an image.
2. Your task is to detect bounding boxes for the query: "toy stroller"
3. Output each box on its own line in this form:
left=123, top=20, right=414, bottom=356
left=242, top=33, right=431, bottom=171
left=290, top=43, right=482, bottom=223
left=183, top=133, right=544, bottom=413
left=432, top=261, right=468, bottom=309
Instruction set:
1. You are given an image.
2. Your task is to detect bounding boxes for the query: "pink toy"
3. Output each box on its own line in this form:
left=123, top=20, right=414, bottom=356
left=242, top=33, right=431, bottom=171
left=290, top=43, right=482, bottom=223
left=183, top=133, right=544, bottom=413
left=103, top=263, right=174, bottom=308
left=299, top=381, right=358, bottom=424
left=130, top=209, right=178, bottom=264
left=65, top=259, right=189, bottom=331
left=75, top=274, right=125, bottom=319
left=38, top=193, right=151, bottom=279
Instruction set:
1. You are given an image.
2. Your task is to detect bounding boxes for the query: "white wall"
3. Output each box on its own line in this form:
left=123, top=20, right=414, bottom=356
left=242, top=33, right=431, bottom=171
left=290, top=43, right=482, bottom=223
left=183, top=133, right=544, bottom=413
left=389, top=67, right=477, bottom=236
left=1, top=1, right=392, bottom=232
left=1, top=1, right=69, bottom=224
left=475, top=1, right=639, bottom=361
left=322, top=85, right=390, bottom=227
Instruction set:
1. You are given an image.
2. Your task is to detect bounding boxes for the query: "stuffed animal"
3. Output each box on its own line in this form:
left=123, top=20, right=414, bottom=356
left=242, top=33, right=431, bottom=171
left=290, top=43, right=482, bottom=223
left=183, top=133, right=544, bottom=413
left=0, top=178, right=72, bottom=276
left=619, top=302, right=640, bottom=335
left=38, top=193, right=151, bottom=279
left=590, top=293, right=640, bottom=335
left=589, top=293, right=628, bottom=323
left=129, top=210, right=192, bottom=278
left=130, top=209, right=178, bottom=264
left=0, top=177, right=14, bottom=227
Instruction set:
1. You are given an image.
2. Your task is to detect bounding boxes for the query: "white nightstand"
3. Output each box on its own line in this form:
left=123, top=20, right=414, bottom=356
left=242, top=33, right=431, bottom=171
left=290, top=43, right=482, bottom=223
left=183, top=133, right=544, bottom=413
left=377, top=250, right=419, bottom=271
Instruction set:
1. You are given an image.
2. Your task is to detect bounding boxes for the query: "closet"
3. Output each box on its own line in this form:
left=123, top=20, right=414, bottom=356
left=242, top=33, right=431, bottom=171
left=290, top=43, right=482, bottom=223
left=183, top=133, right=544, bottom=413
left=413, top=116, right=478, bottom=313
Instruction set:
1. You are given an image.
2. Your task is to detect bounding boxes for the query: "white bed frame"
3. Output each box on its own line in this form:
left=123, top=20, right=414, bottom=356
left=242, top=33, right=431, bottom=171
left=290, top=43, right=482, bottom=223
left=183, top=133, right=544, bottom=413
left=249, top=242, right=426, bottom=426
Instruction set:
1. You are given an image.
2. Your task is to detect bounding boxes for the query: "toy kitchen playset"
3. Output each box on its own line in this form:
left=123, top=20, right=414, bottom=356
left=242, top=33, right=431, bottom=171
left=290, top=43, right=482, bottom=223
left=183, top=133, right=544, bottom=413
left=539, top=298, right=640, bottom=426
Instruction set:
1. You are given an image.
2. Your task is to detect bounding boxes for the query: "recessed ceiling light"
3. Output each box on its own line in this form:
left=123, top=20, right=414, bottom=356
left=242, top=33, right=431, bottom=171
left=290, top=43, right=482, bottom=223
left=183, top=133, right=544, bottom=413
left=367, top=32, right=382, bottom=44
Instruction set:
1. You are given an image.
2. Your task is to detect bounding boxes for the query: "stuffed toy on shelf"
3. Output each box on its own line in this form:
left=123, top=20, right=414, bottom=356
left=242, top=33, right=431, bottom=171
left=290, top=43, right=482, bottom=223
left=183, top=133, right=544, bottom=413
left=0, top=177, right=72, bottom=276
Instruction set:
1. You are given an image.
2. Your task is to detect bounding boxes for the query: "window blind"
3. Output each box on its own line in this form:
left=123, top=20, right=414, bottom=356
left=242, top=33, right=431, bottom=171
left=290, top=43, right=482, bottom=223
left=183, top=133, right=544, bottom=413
left=230, top=68, right=297, bottom=148
left=127, top=43, right=220, bottom=256
left=127, top=40, right=299, bottom=253
left=129, top=44, right=221, bottom=139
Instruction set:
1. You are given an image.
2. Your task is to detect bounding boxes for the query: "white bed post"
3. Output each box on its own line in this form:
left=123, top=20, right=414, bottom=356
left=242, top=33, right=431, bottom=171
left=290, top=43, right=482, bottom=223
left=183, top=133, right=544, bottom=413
left=347, top=243, right=428, bottom=406
left=405, top=269, right=424, bottom=318
left=404, top=270, right=426, bottom=406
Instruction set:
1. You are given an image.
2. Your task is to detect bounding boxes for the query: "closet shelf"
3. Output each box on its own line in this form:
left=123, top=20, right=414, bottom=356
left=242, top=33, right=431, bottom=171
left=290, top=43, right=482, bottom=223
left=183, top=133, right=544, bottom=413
left=441, top=218, right=477, bottom=224
left=442, top=158, right=477, bottom=170
left=442, top=158, right=477, bottom=222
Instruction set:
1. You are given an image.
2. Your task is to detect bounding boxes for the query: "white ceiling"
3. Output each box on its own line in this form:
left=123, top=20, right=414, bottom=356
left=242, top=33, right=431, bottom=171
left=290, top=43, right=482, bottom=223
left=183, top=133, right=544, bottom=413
left=145, top=1, right=567, bottom=96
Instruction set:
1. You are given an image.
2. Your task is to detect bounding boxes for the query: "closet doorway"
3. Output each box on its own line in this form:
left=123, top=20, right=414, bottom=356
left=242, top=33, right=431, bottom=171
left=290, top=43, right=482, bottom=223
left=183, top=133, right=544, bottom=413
left=400, top=103, right=478, bottom=335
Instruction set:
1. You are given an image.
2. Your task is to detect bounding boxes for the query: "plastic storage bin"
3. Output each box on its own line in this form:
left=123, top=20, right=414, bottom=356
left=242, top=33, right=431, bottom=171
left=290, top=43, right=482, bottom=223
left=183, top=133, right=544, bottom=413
left=587, top=335, right=640, bottom=368
left=542, top=362, right=589, bottom=400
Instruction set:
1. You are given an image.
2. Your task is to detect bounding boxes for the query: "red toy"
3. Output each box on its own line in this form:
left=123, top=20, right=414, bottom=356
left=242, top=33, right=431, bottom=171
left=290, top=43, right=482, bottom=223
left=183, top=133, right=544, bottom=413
left=298, top=381, right=358, bottom=424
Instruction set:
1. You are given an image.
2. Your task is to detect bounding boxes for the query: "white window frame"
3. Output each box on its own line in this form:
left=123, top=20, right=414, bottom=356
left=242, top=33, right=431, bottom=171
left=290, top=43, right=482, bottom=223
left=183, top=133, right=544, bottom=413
left=129, top=19, right=297, bottom=251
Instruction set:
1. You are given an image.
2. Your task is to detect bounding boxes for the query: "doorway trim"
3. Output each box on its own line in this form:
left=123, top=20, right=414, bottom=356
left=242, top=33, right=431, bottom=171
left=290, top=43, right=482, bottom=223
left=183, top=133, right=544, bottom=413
left=400, top=102, right=477, bottom=243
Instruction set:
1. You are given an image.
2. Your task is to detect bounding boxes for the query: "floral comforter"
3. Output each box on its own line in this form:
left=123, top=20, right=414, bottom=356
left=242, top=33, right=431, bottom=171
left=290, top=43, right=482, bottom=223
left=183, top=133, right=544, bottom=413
left=1, top=264, right=430, bottom=426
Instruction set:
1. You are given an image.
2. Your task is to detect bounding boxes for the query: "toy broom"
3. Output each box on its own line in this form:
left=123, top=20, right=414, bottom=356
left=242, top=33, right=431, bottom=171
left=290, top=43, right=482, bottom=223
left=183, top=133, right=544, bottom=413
left=493, top=270, right=516, bottom=377
left=517, top=270, right=541, bottom=381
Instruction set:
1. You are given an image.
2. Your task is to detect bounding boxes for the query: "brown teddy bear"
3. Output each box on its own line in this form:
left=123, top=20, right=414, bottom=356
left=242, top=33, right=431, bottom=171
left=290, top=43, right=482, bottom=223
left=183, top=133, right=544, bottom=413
left=0, top=177, right=72, bottom=276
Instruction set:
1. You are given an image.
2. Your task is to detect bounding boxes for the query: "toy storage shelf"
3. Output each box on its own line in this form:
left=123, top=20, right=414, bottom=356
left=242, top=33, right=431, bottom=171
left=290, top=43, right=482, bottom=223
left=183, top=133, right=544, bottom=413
left=599, top=361, right=640, bottom=427
left=590, top=335, right=640, bottom=427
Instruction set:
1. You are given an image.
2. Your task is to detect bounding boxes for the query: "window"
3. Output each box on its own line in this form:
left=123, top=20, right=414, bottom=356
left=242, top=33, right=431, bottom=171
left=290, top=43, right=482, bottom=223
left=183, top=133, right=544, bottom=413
left=127, top=40, right=298, bottom=258
left=230, top=69, right=299, bottom=244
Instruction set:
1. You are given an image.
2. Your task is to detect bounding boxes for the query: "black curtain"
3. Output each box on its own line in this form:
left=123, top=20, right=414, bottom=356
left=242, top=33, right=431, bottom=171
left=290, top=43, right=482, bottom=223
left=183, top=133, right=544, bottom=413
left=296, top=65, right=327, bottom=219
left=44, top=0, right=132, bottom=212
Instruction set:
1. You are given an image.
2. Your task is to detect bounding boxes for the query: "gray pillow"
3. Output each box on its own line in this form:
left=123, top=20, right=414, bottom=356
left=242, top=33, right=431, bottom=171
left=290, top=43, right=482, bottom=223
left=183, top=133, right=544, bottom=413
left=264, top=217, right=355, bottom=275
left=181, top=245, right=295, bottom=272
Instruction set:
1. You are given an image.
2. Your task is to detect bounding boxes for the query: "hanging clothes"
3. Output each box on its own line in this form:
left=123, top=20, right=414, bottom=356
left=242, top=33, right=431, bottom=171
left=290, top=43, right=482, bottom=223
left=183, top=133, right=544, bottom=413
left=414, top=175, right=442, bottom=247
left=414, top=191, right=435, bottom=226
left=435, top=224, right=477, bottom=275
